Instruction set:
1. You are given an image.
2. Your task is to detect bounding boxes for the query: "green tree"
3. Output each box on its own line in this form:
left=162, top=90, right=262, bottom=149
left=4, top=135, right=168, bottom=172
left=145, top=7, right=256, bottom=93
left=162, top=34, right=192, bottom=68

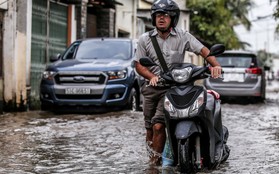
left=187, top=0, right=253, bottom=49
left=226, top=0, right=252, bottom=30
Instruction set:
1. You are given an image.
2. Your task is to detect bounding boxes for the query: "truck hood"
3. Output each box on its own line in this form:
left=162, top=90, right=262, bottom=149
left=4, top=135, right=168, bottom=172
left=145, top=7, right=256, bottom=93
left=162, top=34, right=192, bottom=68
left=46, top=58, right=133, bottom=71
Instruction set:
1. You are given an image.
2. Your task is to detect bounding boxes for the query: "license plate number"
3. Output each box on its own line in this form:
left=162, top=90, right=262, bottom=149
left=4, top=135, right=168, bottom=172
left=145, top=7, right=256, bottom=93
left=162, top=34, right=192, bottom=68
left=223, top=73, right=244, bottom=82
left=65, top=88, right=90, bottom=94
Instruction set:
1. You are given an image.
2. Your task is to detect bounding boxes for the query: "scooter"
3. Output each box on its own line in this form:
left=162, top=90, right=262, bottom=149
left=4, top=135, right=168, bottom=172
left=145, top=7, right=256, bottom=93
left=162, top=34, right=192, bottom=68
left=139, top=44, right=230, bottom=173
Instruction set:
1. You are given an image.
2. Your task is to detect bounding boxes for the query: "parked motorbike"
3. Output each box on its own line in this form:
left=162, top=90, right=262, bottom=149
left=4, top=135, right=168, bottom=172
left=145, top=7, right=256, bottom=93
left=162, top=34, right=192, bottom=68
left=139, top=44, right=230, bottom=173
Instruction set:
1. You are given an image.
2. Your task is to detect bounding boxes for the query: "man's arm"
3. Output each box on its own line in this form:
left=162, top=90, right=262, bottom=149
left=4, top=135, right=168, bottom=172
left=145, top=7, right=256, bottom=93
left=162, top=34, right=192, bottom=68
left=200, top=47, right=220, bottom=66
left=200, top=47, right=222, bottom=78
left=135, top=61, right=159, bottom=86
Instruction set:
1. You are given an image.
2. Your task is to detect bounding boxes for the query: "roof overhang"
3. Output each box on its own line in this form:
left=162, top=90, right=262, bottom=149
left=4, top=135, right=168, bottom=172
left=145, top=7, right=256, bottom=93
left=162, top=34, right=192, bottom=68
left=0, top=0, right=7, bottom=10
left=57, top=0, right=123, bottom=6
left=137, top=9, right=151, bottom=21
left=88, top=0, right=123, bottom=6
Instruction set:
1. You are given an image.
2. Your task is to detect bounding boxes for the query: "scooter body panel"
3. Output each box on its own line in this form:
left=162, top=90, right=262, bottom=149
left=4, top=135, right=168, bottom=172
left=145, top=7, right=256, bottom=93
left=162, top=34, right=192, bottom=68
left=165, top=86, right=223, bottom=166
left=174, top=120, right=201, bottom=139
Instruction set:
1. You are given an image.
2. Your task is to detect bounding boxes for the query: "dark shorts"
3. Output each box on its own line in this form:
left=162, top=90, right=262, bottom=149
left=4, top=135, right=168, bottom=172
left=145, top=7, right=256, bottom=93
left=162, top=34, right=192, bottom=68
left=141, top=83, right=169, bottom=129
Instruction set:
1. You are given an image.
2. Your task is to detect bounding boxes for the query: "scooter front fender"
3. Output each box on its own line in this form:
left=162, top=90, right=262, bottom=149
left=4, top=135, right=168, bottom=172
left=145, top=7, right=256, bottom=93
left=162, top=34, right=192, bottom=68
left=175, top=121, right=202, bottom=139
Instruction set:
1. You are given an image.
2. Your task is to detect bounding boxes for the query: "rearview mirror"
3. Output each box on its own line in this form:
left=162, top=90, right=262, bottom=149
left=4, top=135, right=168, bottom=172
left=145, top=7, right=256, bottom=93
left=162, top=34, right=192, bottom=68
left=50, top=54, right=61, bottom=62
left=139, top=57, right=157, bottom=67
left=207, top=44, right=225, bottom=57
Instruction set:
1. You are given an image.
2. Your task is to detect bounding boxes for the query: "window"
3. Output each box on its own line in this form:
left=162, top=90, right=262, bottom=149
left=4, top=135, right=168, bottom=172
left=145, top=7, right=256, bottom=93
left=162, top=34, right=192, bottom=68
left=217, top=54, right=254, bottom=68
left=76, top=40, right=132, bottom=60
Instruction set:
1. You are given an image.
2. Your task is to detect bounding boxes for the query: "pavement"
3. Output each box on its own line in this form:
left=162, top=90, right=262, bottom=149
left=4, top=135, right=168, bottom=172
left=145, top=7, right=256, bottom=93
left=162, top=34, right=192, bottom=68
left=266, top=80, right=279, bottom=92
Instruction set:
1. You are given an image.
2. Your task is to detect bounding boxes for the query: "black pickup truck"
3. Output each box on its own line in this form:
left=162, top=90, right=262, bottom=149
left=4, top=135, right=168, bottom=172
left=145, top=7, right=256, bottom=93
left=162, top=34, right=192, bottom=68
left=40, top=38, right=143, bottom=112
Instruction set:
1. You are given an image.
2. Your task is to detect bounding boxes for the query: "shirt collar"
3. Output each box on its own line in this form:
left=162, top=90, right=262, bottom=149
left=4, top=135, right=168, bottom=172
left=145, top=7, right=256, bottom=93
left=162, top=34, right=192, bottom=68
left=151, top=27, right=177, bottom=37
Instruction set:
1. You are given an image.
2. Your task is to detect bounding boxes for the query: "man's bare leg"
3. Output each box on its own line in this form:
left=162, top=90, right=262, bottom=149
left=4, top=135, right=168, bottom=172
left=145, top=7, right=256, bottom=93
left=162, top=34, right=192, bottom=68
left=146, top=128, right=154, bottom=160
left=151, top=123, right=166, bottom=165
left=146, top=128, right=153, bottom=142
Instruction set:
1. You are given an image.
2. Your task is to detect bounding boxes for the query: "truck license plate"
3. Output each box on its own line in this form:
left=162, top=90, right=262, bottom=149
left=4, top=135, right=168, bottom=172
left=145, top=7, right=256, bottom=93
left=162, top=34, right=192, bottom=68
left=65, top=88, right=90, bottom=94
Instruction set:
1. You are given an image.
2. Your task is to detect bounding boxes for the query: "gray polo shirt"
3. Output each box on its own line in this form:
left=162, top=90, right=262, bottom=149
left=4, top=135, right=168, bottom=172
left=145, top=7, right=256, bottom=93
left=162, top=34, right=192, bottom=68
left=135, top=28, right=204, bottom=76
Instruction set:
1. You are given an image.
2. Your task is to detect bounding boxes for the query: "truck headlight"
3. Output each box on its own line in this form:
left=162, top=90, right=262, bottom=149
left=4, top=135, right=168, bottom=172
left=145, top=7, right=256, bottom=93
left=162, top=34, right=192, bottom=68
left=107, top=69, right=127, bottom=80
left=171, top=67, right=192, bottom=83
left=42, top=71, right=56, bottom=80
left=164, top=92, right=204, bottom=118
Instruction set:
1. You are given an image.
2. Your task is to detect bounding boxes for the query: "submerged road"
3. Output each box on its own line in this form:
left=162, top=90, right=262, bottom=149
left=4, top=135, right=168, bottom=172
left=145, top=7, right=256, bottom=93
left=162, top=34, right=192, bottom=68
left=0, top=82, right=278, bottom=174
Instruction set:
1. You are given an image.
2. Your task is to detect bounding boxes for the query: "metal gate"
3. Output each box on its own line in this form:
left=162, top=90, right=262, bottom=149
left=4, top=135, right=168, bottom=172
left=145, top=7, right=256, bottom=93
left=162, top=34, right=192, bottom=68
left=30, top=0, right=68, bottom=109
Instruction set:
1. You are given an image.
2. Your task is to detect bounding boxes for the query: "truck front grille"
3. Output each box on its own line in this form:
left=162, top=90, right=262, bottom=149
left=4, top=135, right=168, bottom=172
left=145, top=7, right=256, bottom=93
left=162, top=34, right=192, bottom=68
left=54, top=71, right=107, bottom=85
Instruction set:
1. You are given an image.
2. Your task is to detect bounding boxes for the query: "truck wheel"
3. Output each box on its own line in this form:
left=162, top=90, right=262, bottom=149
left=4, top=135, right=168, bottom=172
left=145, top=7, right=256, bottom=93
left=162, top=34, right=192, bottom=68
left=127, top=88, right=140, bottom=111
left=41, top=102, right=50, bottom=111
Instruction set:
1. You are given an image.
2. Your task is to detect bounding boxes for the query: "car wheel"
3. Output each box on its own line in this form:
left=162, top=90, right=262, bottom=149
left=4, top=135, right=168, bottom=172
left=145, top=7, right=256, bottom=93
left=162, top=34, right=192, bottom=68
left=127, top=88, right=140, bottom=111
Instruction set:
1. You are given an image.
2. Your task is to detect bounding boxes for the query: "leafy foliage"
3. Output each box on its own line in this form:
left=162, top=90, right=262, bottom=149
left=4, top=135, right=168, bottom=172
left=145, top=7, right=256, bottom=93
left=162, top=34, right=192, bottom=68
left=274, top=0, right=279, bottom=18
left=187, top=0, right=252, bottom=50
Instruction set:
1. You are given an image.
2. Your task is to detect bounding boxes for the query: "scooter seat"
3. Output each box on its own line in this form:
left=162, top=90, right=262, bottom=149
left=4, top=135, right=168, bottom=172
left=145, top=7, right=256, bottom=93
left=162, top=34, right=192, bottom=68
left=207, top=90, right=220, bottom=99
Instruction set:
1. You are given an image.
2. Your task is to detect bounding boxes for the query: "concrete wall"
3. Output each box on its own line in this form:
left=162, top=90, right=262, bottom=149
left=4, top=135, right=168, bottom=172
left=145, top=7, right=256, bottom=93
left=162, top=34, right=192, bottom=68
left=3, top=0, right=29, bottom=111
left=0, top=79, right=2, bottom=113
left=115, top=0, right=137, bottom=39
left=138, top=0, right=151, bottom=9
left=70, top=5, right=77, bottom=43
left=3, top=0, right=17, bottom=110
left=175, top=0, right=190, bottom=31
left=0, top=10, right=4, bottom=113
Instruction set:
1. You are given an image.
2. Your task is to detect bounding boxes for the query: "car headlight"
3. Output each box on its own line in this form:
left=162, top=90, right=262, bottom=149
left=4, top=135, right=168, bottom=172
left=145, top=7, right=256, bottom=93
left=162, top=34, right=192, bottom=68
left=171, top=67, right=192, bottom=83
left=164, top=92, right=204, bottom=118
left=42, top=71, right=56, bottom=80
left=107, top=69, right=127, bottom=80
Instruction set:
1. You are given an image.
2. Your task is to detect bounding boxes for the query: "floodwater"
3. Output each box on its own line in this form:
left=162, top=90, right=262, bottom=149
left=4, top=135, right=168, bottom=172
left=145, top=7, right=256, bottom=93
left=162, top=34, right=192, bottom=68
left=0, top=85, right=278, bottom=174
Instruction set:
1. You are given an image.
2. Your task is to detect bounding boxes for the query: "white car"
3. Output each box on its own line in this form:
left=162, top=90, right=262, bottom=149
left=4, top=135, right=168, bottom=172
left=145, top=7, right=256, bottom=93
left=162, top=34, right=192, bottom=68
left=204, top=50, right=266, bottom=102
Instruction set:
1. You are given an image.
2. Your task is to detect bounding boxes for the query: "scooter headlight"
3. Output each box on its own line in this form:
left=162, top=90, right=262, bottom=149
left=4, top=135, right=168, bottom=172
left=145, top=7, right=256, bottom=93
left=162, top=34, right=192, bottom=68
left=171, top=67, right=192, bottom=83
left=164, top=93, right=204, bottom=118
left=189, top=92, right=204, bottom=117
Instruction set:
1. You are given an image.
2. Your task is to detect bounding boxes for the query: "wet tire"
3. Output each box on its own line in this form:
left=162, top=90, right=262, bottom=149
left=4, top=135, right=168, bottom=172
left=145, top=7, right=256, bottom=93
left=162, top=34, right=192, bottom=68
left=41, top=102, right=51, bottom=111
left=178, top=139, right=195, bottom=173
left=221, top=144, right=230, bottom=163
left=127, top=88, right=140, bottom=111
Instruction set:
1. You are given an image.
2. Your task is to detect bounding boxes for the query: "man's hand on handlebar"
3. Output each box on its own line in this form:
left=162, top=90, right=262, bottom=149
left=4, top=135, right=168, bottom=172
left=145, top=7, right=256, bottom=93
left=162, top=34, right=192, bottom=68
left=210, top=66, right=222, bottom=79
left=149, top=76, right=159, bottom=86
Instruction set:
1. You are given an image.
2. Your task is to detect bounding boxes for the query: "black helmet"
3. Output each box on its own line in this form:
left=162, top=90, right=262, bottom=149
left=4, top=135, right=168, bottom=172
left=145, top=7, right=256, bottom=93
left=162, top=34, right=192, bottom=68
left=151, top=0, right=180, bottom=27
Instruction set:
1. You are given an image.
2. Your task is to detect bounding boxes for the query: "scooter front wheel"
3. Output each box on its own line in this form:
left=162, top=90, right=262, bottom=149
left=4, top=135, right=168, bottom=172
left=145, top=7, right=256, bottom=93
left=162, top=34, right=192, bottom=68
left=178, top=138, right=196, bottom=173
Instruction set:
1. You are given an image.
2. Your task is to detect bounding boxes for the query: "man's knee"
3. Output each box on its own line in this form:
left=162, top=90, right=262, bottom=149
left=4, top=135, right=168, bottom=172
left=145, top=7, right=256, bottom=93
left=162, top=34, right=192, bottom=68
left=153, top=123, right=165, bottom=134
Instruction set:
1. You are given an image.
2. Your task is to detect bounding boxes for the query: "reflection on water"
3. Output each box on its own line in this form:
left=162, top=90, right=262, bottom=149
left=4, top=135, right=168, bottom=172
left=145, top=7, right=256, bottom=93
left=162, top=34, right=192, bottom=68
left=0, top=94, right=278, bottom=174
left=0, top=111, right=150, bottom=174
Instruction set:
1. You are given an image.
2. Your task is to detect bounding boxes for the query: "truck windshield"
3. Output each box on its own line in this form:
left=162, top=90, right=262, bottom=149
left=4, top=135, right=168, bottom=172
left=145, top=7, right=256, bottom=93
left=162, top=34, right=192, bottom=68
left=75, top=40, right=132, bottom=60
